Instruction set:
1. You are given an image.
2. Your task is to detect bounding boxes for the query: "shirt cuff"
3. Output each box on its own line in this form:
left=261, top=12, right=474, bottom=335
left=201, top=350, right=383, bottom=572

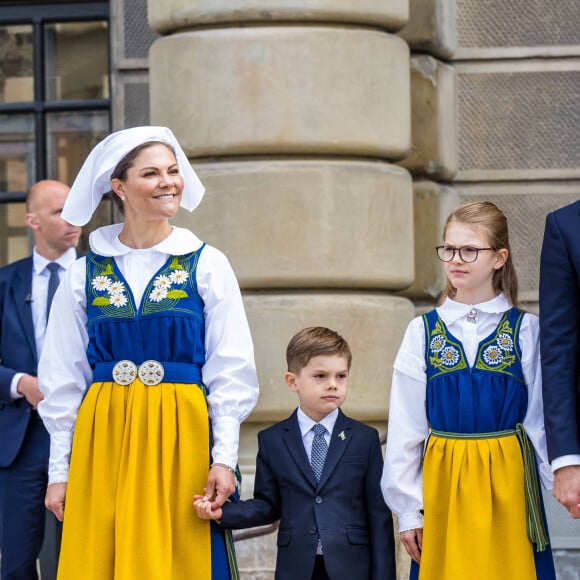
left=396, top=511, right=424, bottom=533
left=552, top=454, right=580, bottom=472
left=10, top=373, right=25, bottom=400
left=211, top=415, right=241, bottom=470
left=538, top=462, right=554, bottom=491
left=48, top=431, right=73, bottom=484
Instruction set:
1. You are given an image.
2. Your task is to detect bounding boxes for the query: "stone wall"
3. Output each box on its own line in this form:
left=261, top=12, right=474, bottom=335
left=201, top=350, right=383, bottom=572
left=399, top=0, right=580, bottom=307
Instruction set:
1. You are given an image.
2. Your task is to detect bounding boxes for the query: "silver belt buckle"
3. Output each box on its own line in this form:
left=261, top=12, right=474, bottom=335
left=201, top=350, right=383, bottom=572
left=112, top=360, right=138, bottom=385
left=138, top=360, right=164, bottom=386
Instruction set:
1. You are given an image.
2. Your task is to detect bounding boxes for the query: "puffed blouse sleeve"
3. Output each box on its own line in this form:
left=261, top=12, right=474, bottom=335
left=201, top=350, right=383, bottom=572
left=38, top=257, right=91, bottom=484
left=381, top=316, right=430, bottom=532
left=520, top=312, right=554, bottom=490
left=196, top=245, right=259, bottom=470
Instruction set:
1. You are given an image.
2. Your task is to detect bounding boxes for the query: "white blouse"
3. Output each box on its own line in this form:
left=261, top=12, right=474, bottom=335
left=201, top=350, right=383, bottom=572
left=38, top=225, right=259, bottom=484
left=381, top=293, right=553, bottom=533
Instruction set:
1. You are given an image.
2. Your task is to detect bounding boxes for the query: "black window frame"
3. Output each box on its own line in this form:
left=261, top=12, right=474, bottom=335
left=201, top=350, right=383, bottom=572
left=0, top=1, right=110, bottom=202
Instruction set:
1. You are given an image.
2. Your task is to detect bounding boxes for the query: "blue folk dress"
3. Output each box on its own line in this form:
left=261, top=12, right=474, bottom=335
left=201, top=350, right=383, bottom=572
left=410, top=307, right=555, bottom=580
left=56, top=248, right=237, bottom=580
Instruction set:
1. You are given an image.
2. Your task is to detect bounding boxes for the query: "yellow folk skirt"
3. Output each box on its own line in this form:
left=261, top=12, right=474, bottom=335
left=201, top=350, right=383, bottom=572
left=419, top=433, right=537, bottom=580
left=57, top=380, right=212, bottom=580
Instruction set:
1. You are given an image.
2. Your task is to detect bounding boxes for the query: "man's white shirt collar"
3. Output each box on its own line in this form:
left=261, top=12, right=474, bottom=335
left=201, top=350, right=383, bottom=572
left=33, top=247, right=77, bottom=274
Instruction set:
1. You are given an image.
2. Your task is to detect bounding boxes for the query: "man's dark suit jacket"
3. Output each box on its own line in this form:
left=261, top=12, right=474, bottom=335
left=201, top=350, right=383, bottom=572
left=540, top=200, right=580, bottom=462
left=219, top=408, right=396, bottom=580
left=0, top=256, right=41, bottom=466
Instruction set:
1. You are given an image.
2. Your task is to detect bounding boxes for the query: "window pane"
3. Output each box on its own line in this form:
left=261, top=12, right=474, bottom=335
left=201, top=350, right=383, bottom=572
left=44, top=21, right=109, bottom=101
left=0, top=202, right=30, bottom=266
left=46, top=111, right=109, bottom=184
left=0, top=114, right=35, bottom=194
left=0, top=25, right=34, bottom=103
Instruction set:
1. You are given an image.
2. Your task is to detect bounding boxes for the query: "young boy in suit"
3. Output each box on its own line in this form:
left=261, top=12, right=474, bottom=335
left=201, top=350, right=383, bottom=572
left=194, top=326, right=396, bottom=580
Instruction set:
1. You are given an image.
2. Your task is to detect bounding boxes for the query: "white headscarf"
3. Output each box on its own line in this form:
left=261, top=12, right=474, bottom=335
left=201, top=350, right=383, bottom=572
left=61, top=126, right=205, bottom=226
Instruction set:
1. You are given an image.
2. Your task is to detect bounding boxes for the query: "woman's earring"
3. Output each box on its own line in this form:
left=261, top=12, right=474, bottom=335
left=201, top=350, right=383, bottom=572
left=120, top=195, right=126, bottom=201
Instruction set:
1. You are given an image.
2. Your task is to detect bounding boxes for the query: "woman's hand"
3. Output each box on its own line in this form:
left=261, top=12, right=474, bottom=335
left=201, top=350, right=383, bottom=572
left=45, top=482, right=67, bottom=522
left=205, top=464, right=236, bottom=509
left=400, top=528, right=423, bottom=564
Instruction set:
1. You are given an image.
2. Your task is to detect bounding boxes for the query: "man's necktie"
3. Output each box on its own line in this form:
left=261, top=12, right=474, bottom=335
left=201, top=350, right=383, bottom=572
left=46, top=262, right=60, bottom=322
left=311, top=423, right=328, bottom=482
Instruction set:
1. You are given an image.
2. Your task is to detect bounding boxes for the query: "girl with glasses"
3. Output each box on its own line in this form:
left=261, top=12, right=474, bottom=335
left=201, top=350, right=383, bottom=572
left=381, top=201, right=555, bottom=579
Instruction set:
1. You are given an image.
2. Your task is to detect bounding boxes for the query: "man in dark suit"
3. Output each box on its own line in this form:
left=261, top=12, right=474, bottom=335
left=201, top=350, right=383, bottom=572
left=195, top=327, right=396, bottom=580
left=0, top=180, right=81, bottom=579
left=540, top=200, right=580, bottom=519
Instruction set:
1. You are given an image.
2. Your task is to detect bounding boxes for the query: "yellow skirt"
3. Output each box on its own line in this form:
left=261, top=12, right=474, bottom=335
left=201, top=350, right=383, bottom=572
left=419, top=433, right=536, bottom=580
left=57, top=380, right=212, bottom=580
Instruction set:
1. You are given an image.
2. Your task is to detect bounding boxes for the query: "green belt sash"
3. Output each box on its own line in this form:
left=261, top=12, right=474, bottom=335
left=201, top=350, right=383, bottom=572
left=430, top=423, right=549, bottom=552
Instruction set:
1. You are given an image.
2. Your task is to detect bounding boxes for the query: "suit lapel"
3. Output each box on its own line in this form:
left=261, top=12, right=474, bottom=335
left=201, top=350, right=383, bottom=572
left=13, top=259, right=37, bottom=360
left=317, top=409, right=351, bottom=489
left=283, top=410, right=319, bottom=486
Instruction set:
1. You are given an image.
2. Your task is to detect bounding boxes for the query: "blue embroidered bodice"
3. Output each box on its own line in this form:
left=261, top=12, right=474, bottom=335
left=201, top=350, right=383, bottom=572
left=423, top=308, right=527, bottom=433
left=85, top=249, right=206, bottom=370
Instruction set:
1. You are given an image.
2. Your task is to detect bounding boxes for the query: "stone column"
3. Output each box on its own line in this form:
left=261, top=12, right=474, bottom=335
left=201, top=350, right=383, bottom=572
left=148, top=2, right=413, bottom=577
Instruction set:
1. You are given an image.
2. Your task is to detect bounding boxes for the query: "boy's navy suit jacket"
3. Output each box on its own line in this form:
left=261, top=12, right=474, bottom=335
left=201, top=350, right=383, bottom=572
left=219, top=408, right=396, bottom=580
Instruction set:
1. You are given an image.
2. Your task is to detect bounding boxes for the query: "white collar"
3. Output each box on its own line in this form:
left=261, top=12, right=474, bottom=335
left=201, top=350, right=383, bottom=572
left=33, top=247, right=77, bottom=274
left=297, top=407, right=339, bottom=437
left=88, top=224, right=203, bottom=257
left=438, top=293, right=511, bottom=325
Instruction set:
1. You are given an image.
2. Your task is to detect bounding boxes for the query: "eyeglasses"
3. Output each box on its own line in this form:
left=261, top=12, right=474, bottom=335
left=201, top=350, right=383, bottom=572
left=435, top=245, right=495, bottom=263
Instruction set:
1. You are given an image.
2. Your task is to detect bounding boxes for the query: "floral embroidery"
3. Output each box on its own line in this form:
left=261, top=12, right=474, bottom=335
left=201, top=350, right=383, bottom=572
left=147, top=258, right=190, bottom=304
left=88, top=253, right=199, bottom=318
left=149, top=286, right=168, bottom=303
left=427, top=319, right=466, bottom=373
left=497, top=332, right=513, bottom=351
left=91, top=277, right=129, bottom=308
left=92, top=275, right=112, bottom=292
left=109, top=280, right=126, bottom=295
left=110, top=293, right=128, bottom=308
left=153, top=274, right=172, bottom=290
left=440, top=346, right=460, bottom=367
left=430, top=335, right=446, bottom=352
left=88, top=260, right=133, bottom=315
left=140, top=256, right=199, bottom=316
left=476, top=316, right=517, bottom=372
left=170, top=269, right=189, bottom=284
left=482, top=345, right=503, bottom=366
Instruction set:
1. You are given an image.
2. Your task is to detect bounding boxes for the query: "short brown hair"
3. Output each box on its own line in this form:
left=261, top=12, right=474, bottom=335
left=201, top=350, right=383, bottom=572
left=286, top=327, right=352, bottom=374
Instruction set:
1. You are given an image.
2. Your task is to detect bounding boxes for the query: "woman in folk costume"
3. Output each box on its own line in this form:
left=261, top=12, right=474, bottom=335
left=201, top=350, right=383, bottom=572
left=381, top=201, right=556, bottom=579
left=37, top=126, right=259, bottom=579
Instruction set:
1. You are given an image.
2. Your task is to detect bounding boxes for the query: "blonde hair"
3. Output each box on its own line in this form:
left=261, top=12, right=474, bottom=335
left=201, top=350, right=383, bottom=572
left=439, top=201, right=519, bottom=307
left=286, top=327, right=352, bottom=374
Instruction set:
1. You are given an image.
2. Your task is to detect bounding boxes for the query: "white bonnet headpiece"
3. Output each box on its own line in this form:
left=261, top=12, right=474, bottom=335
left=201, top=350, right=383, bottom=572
left=61, top=126, right=205, bottom=226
